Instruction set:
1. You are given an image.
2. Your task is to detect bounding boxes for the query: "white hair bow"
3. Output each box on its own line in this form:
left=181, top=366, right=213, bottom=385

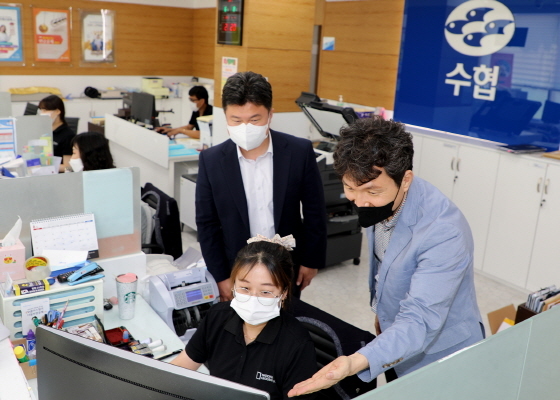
left=246, top=234, right=296, bottom=251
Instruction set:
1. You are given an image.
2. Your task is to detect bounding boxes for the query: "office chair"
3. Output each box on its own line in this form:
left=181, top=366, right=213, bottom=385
left=23, top=102, right=39, bottom=115
left=141, top=183, right=183, bottom=259
left=66, top=117, right=80, bottom=135
left=290, top=298, right=379, bottom=399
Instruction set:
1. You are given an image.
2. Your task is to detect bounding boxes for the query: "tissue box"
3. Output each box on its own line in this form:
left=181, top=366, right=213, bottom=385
left=0, top=240, right=25, bottom=282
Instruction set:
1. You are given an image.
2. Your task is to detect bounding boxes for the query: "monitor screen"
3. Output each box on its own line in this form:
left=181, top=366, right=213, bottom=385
left=130, top=92, right=158, bottom=126
left=36, top=326, right=270, bottom=400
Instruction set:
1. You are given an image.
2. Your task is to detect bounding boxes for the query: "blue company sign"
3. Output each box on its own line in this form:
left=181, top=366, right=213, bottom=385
left=394, top=0, right=560, bottom=150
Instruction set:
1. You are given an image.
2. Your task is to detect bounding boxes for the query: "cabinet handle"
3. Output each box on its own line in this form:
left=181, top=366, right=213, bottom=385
left=545, top=179, right=550, bottom=195
left=451, top=157, right=455, bottom=171
left=537, top=177, right=542, bottom=193
left=457, top=158, right=461, bottom=172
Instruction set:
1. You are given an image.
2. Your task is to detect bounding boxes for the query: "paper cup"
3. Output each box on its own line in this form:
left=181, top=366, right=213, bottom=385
left=116, top=273, right=138, bottom=320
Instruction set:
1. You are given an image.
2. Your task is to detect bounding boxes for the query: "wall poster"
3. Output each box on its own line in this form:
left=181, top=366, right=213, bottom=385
left=221, top=57, right=238, bottom=89
left=80, top=9, right=115, bottom=64
left=0, top=4, right=23, bottom=63
left=33, top=8, right=71, bottom=62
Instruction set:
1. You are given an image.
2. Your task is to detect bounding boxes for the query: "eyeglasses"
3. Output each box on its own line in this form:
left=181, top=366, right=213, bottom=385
left=232, top=286, right=281, bottom=306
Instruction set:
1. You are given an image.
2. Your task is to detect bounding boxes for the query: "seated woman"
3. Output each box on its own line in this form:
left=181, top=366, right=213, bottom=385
left=67, top=131, right=115, bottom=172
left=155, top=86, right=213, bottom=139
left=172, top=235, right=317, bottom=400
left=38, top=95, right=75, bottom=172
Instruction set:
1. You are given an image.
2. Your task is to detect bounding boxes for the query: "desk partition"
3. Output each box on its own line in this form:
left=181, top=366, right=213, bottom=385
left=356, top=306, right=560, bottom=399
left=0, top=167, right=141, bottom=260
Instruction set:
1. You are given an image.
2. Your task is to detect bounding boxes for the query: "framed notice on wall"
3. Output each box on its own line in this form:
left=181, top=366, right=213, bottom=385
left=33, top=8, right=71, bottom=63
left=80, top=9, right=115, bottom=64
left=0, top=4, right=23, bottom=63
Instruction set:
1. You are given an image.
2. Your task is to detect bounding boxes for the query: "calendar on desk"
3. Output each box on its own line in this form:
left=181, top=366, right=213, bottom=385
left=30, top=213, right=99, bottom=259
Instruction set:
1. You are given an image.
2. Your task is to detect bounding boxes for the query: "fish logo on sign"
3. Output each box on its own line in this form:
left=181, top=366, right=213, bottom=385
left=444, top=0, right=515, bottom=56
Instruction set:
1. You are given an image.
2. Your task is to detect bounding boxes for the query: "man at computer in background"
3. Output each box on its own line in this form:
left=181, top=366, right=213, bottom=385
left=288, top=117, right=484, bottom=397
left=156, top=86, right=213, bottom=139
left=195, top=71, right=327, bottom=300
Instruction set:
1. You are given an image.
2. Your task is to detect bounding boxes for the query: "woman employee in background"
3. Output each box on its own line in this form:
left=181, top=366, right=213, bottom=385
left=67, top=131, right=115, bottom=172
left=155, top=86, right=213, bottom=139
left=172, top=237, right=317, bottom=400
left=38, top=95, right=75, bottom=173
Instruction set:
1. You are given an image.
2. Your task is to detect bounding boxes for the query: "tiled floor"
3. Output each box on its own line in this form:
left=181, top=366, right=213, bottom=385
left=181, top=227, right=529, bottom=385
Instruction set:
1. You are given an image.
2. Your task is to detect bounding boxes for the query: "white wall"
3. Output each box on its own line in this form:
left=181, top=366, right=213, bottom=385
left=1, top=75, right=214, bottom=100
left=211, top=106, right=324, bottom=147
left=87, top=0, right=216, bottom=8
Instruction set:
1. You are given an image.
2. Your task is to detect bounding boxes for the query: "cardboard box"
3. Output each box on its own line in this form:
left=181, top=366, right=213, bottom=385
left=11, top=338, right=37, bottom=379
left=487, top=304, right=516, bottom=335
left=0, top=239, right=26, bottom=282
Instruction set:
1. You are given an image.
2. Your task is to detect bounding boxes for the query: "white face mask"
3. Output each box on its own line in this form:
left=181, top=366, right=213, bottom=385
left=227, top=122, right=269, bottom=151
left=69, top=158, right=84, bottom=172
left=190, top=101, right=200, bottom=112
left=39, top=111, right=56, bottom=120
left=230, top=292, right=281, bottom=326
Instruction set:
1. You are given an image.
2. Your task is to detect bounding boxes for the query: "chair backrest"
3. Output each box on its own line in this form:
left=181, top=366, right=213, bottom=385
left=141, top=183, right=183, bottom=259
left=24, top=102, right=39, bottom=115
left=291, top=298, right=378, bottom=399
left=66, top=117, right=79, bottom=134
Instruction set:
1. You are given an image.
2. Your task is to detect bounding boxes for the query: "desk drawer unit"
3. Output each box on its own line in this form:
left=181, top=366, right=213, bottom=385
left=0, top=279, right=104, bottom=340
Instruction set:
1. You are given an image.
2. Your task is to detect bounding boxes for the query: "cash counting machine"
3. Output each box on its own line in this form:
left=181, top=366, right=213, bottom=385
left=296, top=92, right=362, bottom=266
left=149, top=268, right=219, bottom=341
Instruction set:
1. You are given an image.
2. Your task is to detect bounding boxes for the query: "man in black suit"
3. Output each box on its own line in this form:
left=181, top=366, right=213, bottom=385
left=196, top=71, right=327, bottom=300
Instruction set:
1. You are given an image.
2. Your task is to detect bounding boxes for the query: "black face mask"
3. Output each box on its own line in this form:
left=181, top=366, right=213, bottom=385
left=355, top=187, right=400, bottom=228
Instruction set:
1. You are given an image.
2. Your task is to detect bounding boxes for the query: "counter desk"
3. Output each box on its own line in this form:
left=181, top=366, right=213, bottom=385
left=0, top=294, right=193, bottom=399
left=105, top=114, right=199, bottom=202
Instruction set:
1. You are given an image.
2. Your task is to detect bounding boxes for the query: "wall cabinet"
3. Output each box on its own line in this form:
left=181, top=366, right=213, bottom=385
left=483, top=155, right=547, bottom=288
left=526, top=162, right=560, bottom=291
left=412, top=128, right=560, bottom=291
left=417, top=136, right=499, bottom=271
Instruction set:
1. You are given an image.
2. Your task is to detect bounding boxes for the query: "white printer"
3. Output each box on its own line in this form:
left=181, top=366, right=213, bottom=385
left=149, top=267, right=219, bottom=341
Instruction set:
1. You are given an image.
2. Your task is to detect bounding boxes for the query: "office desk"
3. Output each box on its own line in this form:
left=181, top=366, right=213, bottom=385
left=105, top=114, right=199, bottom=202
left=0, top=294, right=188, bottom=399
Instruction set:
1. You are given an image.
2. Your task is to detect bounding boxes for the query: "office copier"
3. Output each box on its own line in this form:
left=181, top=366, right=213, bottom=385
left=296, top=92, right=362, bottom=266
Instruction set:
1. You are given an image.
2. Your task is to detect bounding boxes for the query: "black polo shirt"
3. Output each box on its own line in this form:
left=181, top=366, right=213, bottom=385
left=188, top=104, right=213, bottom=131
left=53, top=123, right=75, bottom=158
left=186, top=301, right=317, bottom=400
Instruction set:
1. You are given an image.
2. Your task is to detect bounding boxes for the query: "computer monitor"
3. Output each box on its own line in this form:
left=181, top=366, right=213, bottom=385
left=542, top=100, right=560, bottom=124
left=36, top=326, right=270, bottom=400
left=130, top=92, right=159, bottom=127
left=295, top=92, right=358, bottom=141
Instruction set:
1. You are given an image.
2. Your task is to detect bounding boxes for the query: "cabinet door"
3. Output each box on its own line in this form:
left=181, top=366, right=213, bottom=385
left=452, top=146, right=499, bottom=271
left=418, top=137, right=458, bottom=198
left=483, top=154, right=546, bottom=288
left=526, top=162, right=560, bottom=291
left=411, top=134, right=423, bottom=177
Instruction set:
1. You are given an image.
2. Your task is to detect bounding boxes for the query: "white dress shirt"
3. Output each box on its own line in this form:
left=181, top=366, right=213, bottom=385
left=237, top=135, right=275, bottom=239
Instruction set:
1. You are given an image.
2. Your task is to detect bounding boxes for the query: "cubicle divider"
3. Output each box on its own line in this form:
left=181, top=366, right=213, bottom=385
left=0, top=167, right=144, bottom=297
left=356, top=306, right=560, bottom=399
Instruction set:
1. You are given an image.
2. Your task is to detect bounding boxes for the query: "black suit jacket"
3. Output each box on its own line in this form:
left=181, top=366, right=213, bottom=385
left=195, top=130, right=327, bottom=283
